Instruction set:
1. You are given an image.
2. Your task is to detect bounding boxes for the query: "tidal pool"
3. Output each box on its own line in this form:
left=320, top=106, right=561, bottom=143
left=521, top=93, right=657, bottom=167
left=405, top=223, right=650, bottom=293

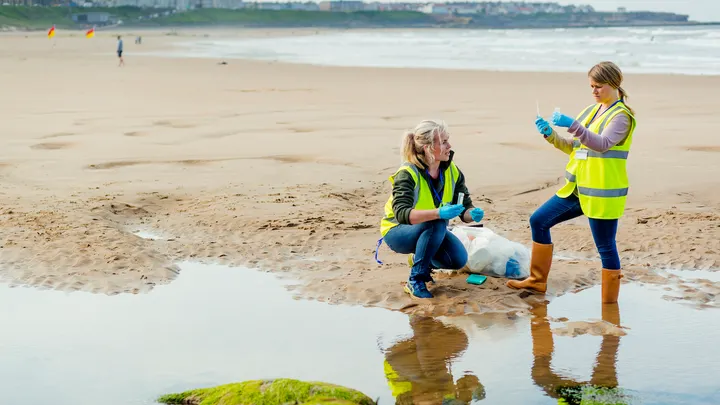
left=0, top=262, right=718, bottom=405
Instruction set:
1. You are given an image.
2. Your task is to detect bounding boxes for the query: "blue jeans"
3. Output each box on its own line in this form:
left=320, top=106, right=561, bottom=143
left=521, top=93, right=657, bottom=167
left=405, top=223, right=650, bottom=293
left=530, top=194, right=621, bottom=270
left=383, top=219, right=468, bottom=282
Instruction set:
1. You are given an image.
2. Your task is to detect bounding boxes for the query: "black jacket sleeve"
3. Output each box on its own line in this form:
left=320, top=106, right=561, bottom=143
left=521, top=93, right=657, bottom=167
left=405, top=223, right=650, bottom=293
left=391, top=170, right=417, bottom=225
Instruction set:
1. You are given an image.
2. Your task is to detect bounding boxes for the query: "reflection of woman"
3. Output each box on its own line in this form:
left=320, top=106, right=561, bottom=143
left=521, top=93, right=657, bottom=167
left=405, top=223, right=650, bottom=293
left=383, top=316, right=485, bottom=404
left=529, top=302, right=623, bottom=404
left=508, top=62, right=636, bottom=304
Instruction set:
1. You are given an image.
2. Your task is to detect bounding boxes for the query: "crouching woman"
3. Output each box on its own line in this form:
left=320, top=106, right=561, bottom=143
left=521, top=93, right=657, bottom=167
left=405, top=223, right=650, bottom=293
left=379, top=120, right=485, bottom=299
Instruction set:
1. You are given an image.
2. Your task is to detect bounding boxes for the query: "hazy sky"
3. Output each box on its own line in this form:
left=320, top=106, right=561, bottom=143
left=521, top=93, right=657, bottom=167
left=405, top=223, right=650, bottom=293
left=546, top=0, right=718, bottom=22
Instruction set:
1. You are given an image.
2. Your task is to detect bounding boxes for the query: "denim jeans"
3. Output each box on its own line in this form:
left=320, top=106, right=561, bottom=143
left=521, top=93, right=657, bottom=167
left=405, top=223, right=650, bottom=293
left=383, top=219, right=468, bottom=281
left=530, top=194, right=621, bottom=270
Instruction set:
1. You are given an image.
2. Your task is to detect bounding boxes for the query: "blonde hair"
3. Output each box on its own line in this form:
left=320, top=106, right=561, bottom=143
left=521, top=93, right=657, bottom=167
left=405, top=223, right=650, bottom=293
left=588, top=61, right=634, bottom=115
left=401, top=119, right=448, bottom=168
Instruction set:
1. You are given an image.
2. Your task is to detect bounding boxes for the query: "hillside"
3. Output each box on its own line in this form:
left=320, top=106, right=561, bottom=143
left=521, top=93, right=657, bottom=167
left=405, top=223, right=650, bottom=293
left=0, top=7, right=438, bottom=30
left=1, top=6, right=713, bottom=31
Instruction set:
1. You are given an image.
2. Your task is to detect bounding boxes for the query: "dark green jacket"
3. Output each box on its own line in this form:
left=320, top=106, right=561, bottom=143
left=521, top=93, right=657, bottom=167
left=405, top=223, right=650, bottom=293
left=392, top=151, right=475, bottom=225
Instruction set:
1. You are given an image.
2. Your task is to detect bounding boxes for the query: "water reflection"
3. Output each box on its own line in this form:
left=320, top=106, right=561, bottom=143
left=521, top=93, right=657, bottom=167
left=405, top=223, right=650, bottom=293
left=1, top=263, right=718, bottom=405
left=530, top=302, right=626, bottom=404
left=383, top=316, right=485, bottom=405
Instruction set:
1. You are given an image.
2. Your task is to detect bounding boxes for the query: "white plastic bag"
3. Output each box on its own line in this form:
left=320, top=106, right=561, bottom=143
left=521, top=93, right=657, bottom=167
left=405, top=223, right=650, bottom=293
left=451, top=226, right=530, bottom=279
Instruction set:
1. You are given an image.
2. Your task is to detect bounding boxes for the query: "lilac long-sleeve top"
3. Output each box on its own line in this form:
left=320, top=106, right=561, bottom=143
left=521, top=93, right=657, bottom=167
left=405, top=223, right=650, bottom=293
left=545, top=109, right=631, bottom=154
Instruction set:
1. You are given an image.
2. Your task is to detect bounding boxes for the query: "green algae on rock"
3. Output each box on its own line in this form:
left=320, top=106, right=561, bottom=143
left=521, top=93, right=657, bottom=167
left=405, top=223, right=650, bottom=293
left=557, top=385, right=633, bottom=405
left=157, top=379, right=377, bottom=405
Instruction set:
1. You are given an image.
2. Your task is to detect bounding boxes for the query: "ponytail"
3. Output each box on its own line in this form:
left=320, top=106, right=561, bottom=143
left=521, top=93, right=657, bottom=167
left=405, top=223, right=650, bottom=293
left=618, top=86, right=634, bottom=115
left=401, top=131, right=423, bottom=167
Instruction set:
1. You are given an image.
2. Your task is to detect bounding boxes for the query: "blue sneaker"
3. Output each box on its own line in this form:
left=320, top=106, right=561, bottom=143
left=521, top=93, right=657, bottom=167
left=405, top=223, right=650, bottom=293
left=404, top=279, right=434, bottom=299
left=408, top=254, right=436, bottom=284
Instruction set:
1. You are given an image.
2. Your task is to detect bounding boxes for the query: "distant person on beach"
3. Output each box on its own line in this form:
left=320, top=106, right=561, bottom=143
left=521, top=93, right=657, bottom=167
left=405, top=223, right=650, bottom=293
left=117, top=35, right=124, bottom=67
left=378, top=120, right=485, bottom=299
left=507, top=61, right=636, bottom=304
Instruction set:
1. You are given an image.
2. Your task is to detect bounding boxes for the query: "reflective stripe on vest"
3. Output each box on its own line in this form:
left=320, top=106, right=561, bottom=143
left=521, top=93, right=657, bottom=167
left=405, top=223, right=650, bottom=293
left=379, top=162, right=459, bottom=236
left=555, top=101, right=636, bottom=219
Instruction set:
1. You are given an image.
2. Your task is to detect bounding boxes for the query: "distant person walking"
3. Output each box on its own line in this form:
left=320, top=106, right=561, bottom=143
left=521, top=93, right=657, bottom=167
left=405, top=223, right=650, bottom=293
left=507, top=61, right=637, bottom=304
left=117, top=35, right=124, bottom=67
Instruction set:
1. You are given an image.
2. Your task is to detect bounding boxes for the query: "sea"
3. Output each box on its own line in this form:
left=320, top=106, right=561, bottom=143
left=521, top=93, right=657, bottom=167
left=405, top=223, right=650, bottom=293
left=154, top=25, right=720, bottom=75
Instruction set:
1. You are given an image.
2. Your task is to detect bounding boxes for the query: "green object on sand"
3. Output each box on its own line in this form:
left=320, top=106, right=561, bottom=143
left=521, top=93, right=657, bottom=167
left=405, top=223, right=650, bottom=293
left=466, top=274, right=487, bottom=285
left=157, top=379, right=377, bottom=405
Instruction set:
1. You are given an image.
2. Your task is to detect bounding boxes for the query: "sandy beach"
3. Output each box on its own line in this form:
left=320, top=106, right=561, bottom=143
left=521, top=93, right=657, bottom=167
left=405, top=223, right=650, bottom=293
left=1, top=28, right=719, bottom=316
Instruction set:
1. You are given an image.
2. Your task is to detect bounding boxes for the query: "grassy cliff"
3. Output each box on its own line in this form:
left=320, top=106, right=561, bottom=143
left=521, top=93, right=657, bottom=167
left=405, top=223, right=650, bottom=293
left=0, top=6, right=437, bottom=30
left=0, top=6, right=150, bottom=29
left=143, top=9, right=436, bottom=27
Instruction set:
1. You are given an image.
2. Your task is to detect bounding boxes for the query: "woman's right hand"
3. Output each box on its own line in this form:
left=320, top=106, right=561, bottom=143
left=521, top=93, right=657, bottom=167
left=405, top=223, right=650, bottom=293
left=535, top=117, right=553, bottom=137
left=438, top=204, right=465, bottom=220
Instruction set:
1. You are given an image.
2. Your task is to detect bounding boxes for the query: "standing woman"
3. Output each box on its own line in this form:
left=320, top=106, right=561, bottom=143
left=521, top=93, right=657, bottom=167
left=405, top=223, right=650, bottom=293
left=507, top=61, right=636, bottom=304
left=379, top=120, right=485, bottom=299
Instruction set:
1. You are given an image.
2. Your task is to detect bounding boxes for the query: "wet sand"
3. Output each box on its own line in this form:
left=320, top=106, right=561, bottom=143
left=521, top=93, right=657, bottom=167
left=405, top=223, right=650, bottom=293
left=0, top=28, right=719, bottom=316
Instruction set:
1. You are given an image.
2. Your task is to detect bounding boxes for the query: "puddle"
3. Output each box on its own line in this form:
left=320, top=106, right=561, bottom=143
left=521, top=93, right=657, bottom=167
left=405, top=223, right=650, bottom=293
left=662, top=268, right=720, bottom=283
left=133, top=230, right=165, bottom=240
left=1, top=264, right=719, bottom=405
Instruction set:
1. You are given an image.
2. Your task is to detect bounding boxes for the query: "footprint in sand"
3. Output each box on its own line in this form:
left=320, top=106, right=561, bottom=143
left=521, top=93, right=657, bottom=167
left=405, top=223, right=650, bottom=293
left=87, top=161, right=148, bottom=170
left=86, top=159, right=229, bottom=170
left=40, top=132, right=75, bottom=139
left=30, top=142, right=73, bottom=150
left=289, top=127, right=314, bottom=133
left=153, top=120, right=197, bottom=129
left=685, top=146, right=720, bottom=153
left=202, top=130, right=239, bottom=139
left=499, top=142, right=547, bottom=151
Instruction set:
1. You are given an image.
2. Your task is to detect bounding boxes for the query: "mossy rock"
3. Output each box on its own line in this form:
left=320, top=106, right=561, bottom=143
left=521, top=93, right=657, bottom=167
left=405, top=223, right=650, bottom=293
left=557, top=385, right=632, bottom=405
left=157, top=379, right=377, bottom=405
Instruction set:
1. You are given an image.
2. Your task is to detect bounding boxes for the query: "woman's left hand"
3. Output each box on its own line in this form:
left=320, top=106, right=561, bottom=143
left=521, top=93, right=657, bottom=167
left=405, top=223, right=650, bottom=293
left=552, top=111, right=575, bottom=128
left=470, top=207, right=484, bottom=222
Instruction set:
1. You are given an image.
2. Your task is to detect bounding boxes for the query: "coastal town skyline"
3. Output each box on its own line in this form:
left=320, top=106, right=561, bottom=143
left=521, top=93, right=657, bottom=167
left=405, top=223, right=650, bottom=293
left=359, top=0, right=716, bottom=22
left=537, top=0, right=717, bottom=22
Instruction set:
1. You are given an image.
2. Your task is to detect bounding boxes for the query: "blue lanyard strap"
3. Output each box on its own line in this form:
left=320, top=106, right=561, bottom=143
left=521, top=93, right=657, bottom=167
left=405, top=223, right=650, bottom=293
left=425, top=169, right=445, bottom=206
left=586, top=100, right=621, bottom=128
left=374, top=237, right=384, bottom=264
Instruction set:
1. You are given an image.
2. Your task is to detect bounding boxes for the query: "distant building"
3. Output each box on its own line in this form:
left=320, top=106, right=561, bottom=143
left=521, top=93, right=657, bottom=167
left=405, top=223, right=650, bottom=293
left=72, top=11, right=111, bottom=25
left=419, top=4, right=451, bottom=14
left=318, top=0, right=364, bottom=12
left=617, top=7, right=627, bottom=13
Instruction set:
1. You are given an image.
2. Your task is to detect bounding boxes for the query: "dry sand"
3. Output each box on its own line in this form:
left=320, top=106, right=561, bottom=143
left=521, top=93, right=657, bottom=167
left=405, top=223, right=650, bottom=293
left=1, top=28, right=718, bottom=316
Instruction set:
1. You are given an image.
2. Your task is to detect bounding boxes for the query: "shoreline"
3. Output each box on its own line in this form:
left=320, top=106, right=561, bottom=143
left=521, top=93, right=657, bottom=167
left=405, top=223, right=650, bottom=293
left=123, top=26, right=720, bottom=78
left=4, top=20, right=720, bottom=33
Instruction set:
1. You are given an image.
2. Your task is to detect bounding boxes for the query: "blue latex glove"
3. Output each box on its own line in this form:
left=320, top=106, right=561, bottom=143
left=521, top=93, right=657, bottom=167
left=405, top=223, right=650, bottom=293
left=470, top=207, right=484, bottom=222
left=552, top=111, right=575, bottom=128
left=505, top=257, right=521, bottom=278
left=438, top=204, right=464, bottom=220
left=535, top=117, right=552, bottom=137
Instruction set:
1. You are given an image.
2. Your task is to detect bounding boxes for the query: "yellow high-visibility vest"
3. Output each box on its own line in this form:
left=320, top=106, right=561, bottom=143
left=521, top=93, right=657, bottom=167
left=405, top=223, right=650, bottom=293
left=383, top=360, right=413, bottom=397
left=380, top=162, right=460, bottom=236
left=556, top=101, right=636, bottom=219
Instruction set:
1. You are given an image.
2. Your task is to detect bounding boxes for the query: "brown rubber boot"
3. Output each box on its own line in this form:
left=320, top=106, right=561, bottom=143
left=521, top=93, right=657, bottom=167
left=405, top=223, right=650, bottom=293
left=602, top=269, right=623, bottom=304
left=506, top=242, right=553, bottom=293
